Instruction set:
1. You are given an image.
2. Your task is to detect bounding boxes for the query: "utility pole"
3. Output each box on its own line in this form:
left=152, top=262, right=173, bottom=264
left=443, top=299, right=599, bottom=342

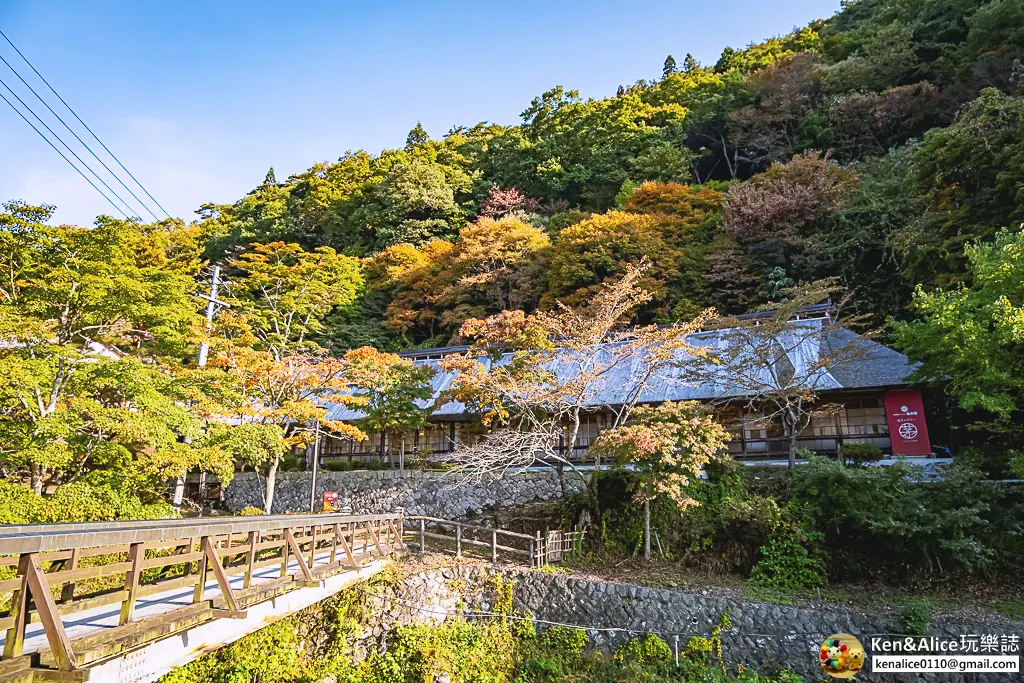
left=197, top=265, right=228, bottom=367
left=173, top=266, right=231, bottom=513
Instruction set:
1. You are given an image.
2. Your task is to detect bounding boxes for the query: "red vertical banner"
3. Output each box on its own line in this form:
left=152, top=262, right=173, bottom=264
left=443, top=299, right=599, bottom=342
left=884, top=389, right=931, bottom=456
left=323, top=491, right=339, bottom=512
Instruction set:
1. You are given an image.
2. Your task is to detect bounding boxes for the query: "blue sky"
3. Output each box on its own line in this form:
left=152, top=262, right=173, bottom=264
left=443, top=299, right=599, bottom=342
left=0, top=1, right=842, bottom=226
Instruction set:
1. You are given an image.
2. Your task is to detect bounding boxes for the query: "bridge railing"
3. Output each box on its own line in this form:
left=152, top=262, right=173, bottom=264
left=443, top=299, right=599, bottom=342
left=405, top=516, right=583, bottom=567
left=0, top=512, right=404, bottom=672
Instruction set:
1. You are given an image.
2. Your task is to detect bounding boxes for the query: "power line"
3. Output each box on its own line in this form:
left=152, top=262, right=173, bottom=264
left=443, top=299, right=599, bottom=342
left=0, top=88, right=127, bottom=217
left=0, top=74, right=135, bottom=217
left=0, top=51, right=160, bottom=221
left=0, top=29, right=171, bottom=219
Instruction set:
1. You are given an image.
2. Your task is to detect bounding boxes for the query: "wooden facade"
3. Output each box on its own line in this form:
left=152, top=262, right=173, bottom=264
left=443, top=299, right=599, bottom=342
left=319, top=390, right=895, bottom=466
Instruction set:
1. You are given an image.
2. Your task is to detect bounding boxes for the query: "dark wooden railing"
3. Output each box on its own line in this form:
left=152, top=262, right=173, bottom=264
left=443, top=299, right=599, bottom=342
left=0, top=512, right=404, bottom=673
left=405, top=516, right=582, bottom=567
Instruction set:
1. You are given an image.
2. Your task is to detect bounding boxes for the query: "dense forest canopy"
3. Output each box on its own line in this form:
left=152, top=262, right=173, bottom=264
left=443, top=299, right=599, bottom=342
left=171, top=0, right=1024, bottom=353
left=3, top=0, right=1024, bottom=490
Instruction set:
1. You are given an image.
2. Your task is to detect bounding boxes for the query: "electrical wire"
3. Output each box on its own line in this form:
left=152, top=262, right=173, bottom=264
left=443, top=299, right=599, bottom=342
left=0, top=28, right=171, bottom=219
left=0, top=88, right=127, bottom=217
left=0, top=75, right=133, bottom=218
left=0, top=51, right=160, bottom=221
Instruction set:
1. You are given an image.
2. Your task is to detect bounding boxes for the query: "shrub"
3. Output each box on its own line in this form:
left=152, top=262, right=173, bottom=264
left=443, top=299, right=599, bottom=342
left=749, top=523, right=826, bottom=592
left=841, top=442, right=884, bottom=465
left=539, top=626, right=588, bottom=657
left=321, top=460, right=351, bottom=472
left=793, top=456, right=1023, bottom=580
left=0, top=480, right=174, bottom=524
left=614, top=633, right=672, bottom=664
left=900, top=598, right=933, bottom=636
left=238, top=506, right=265, bottom=516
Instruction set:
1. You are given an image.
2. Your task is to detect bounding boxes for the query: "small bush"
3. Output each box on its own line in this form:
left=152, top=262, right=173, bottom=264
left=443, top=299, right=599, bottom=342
left=614, top=633, right=672, bottom=664
left=749, top=523, right=825, bottom=592
left=321, top=460, right=351, bottom=472
left=841, top=442, right=884, bottom=465
left=238, top=506, right=265, bottom=516
left=900, top=598, right=933, bottom=636
left=540, top=626, right=588, bottom=656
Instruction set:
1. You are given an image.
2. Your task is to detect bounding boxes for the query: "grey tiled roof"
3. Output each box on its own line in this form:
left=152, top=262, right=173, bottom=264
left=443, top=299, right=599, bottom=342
left=322, top=319, right=918, bottom=422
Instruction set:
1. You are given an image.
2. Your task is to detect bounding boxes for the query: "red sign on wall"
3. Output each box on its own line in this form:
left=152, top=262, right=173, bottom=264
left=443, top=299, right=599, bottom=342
left=884, top=389, right=932, bottom=456
left=323, top=491, right=339, bottom=512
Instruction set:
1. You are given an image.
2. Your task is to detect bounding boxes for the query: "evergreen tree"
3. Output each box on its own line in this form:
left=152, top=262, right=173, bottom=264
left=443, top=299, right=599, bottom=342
left=405, top=122, right=430, bottom=150
left=662, top=55, right=677, bottom=77
left=262, top=167, right=277, bottom=186
left=683, top=53, right=698, bottom=72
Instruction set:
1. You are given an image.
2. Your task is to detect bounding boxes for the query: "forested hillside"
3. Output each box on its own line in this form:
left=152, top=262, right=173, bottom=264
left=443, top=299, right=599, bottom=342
left=187, top=0, right=1024, bottom=354
left=3, top=0, right=1024, bottom=510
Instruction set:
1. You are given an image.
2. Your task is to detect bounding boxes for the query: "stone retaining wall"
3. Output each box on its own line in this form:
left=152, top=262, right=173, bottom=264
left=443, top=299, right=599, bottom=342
left=360, top=565, right=1021, bottom=683
left=224, top=470, right=583, bottom=518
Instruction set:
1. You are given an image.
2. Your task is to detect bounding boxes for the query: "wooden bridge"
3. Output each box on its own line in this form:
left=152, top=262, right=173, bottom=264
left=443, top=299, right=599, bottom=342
left=0, top=513, right=405, bottom=683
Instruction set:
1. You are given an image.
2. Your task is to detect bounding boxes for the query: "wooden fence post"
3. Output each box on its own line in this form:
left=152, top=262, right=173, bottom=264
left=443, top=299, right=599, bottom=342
left=2, top=554, right=30, bottom=659
left=455, top=523, right=462, bottom=558
left=24, top=553, right=76, bottom=670
left=491, top=529, right=498, bottom=565
left=60, top=547, right=80, bottom=603
left=119, top=542, right=145, bottom=625
left=419, top=518, right=426, bottom=554
left=193, top=537, right=209, bottom=603
left=244, top=531, right=258, bottom=589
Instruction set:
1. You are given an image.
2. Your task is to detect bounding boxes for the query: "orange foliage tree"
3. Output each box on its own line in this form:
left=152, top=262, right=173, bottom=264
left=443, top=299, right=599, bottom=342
left=440, top=263, right=717, bottom=495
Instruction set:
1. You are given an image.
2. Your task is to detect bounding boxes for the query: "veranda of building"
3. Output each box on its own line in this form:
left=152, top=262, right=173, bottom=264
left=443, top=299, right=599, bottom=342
left=317, top=317, right=930, bottom=467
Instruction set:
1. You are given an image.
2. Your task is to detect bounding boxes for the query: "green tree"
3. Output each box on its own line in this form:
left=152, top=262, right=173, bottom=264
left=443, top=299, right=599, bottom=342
left=590, top=401, right=730, bottom=559
left=893, top=227, right=1024, bottom=440
left=342, top=346, right=434, bottom=463
left=0, top=202, right=218, bottom=495
left=229, top=241, right=363, bottom=359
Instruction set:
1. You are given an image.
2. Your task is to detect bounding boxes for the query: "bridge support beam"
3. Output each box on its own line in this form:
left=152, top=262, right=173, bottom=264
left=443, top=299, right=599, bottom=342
left=84, top=559, right=389, bottom=683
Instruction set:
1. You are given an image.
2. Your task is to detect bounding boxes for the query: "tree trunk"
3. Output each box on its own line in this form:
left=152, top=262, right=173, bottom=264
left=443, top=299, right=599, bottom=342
left=30, top=462, right=44, bottom=496
left=264, top=454, right=280, bottom=515
left=785, top=406, right=800, bottom=469
left=643, top=499, right=652, bottom=561
left=172, top=476, right=185, bottom=512
left=591, top=451, right=602, bottom=536
left=556, top=462, right=567, bottom=499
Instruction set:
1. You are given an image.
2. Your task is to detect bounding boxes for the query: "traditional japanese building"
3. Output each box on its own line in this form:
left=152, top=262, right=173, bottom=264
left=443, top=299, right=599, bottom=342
left=318, top=315, right=932, bottom=466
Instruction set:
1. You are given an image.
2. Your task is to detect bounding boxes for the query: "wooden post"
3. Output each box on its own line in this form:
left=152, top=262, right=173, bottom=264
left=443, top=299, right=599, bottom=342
left=119, top=542, right=145, bottom=625
left=202, top=536, right=241, bottom=613
left=2, top=554, right=30, bottom=659
left=364, top=520, right=385, bottom=556
left=243, top=531, right=258, bottom=589
left=24, top=553, right=76, bottom=670
left=309, top=525, right=318, bottom=568
left=284, top=528, right=316, bottom=583
left=387, top=518, right=406, bottom=552
left=528, top=538, right=535, bottom=568
left=330, top=523, right=339, bottom=564
left=419, top=518, right=426, bottom=554
left=491, top=529, right=498, bottom=565
left=334, top=524, right=358, bottom=569
left=184, top=537, right=195, bottom=575
left=535, top=530, right=543, bottom=567
left=455, top=523, right=462, bottom=558
left=279, top=532, right=290, bottom=578
left=60, top=547, right=80, bottom=603
left=193, top=537, right=209, bottom=603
